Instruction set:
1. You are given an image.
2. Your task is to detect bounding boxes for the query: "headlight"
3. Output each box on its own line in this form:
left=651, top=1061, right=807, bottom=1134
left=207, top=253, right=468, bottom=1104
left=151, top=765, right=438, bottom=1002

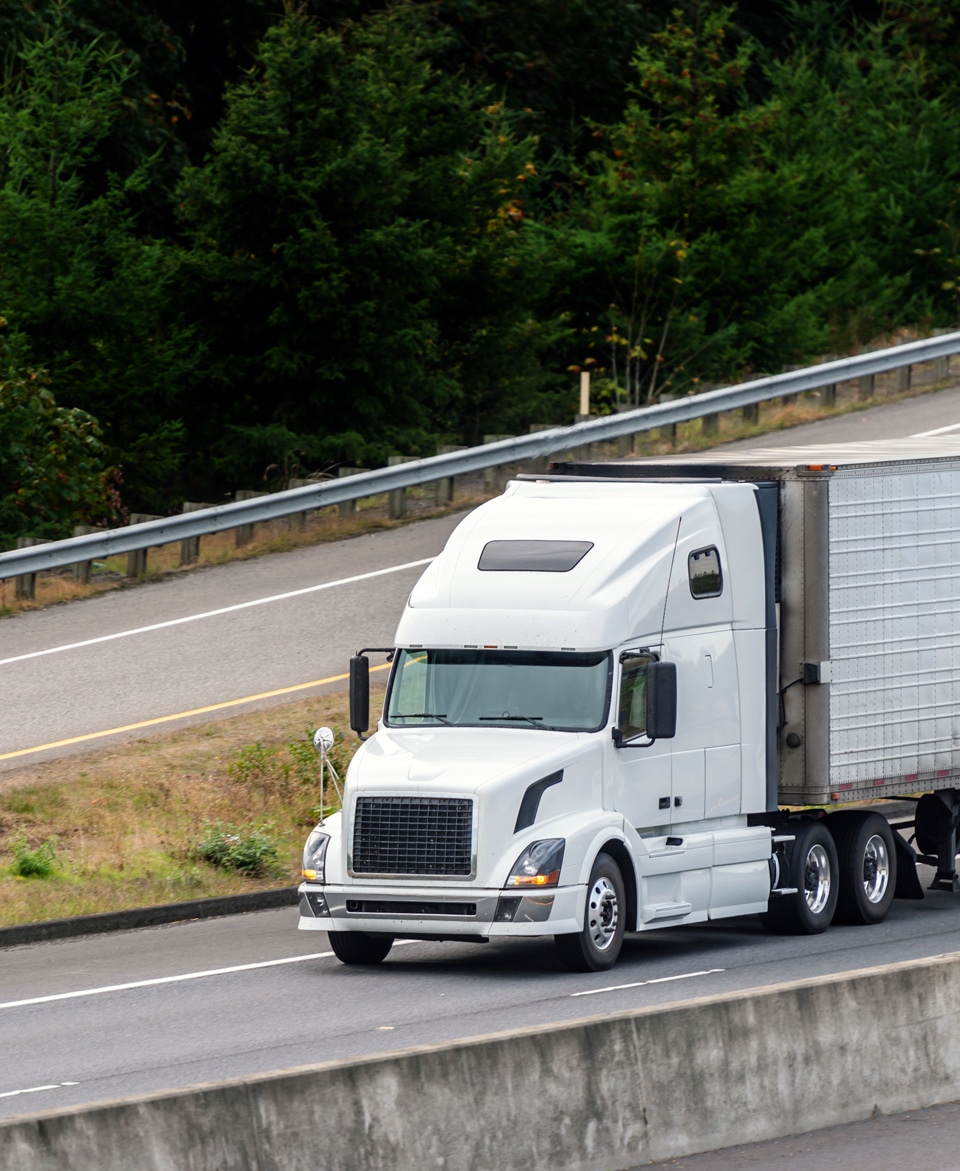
left=301, top=829, right=330, bottom=882
left=506, top=838, right=564, bottom=887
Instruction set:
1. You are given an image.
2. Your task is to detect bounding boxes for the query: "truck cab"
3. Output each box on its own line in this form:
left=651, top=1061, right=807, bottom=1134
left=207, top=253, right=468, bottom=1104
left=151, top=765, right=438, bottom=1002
left=299, top=478, right=775, bottom=969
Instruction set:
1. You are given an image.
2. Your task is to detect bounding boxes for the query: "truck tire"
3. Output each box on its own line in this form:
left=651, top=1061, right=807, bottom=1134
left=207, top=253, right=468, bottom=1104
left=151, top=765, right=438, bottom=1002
left=328, top=931, right=394, bottom=965
left=829, top=811, right=897, bottom=925
left=761, top=820, right=838, bottom=934
left=555, top=852, right=625, bottom=972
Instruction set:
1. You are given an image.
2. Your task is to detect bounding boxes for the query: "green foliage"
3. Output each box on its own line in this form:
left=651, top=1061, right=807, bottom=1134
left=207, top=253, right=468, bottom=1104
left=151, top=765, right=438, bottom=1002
left=175, top=4, right=559, bottom=479
left=8, top=830, right=59, bottom=878
left=195, top=822, right=281, bottom=877
left=1, top=0, right=960, bottom=515
left=0, top=321, right=115, bottom=544
left=0, top=1, right=199, bottom=512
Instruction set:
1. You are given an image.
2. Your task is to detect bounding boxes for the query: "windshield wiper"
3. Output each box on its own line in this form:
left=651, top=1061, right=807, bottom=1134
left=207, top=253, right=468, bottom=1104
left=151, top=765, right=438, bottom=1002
left=478, top=714, right=545, bottom=727
left=390, top=712, right=453, bottom=725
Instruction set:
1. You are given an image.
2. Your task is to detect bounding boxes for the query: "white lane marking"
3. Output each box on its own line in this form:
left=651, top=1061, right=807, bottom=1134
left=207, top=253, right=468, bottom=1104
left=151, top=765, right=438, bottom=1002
left=0, top=1082, right=78, bottom=1099
left=0, top=941, right=418, bottom=1012
left=912, top=422, right=960, bottom=437
left=571, top=968, right=725, bottom=997
left=0, top=558, right=433, bottom=669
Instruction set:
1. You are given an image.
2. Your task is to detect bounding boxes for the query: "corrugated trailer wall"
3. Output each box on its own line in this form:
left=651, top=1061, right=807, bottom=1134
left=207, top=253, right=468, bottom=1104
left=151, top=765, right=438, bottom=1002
left=551, top=439, right=960, bottom=809
left=823, top=462, right=960, bottom=802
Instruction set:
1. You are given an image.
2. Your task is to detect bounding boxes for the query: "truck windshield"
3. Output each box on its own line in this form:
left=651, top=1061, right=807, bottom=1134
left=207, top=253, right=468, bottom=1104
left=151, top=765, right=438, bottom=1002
left=386, top=649, right=612, bottom=732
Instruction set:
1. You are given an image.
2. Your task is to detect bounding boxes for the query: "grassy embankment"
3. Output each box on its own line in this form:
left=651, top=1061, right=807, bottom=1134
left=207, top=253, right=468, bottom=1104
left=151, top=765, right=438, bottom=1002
left=0, top=349, right=952, bottom=925
left=0, top=689, right=383, bottom=928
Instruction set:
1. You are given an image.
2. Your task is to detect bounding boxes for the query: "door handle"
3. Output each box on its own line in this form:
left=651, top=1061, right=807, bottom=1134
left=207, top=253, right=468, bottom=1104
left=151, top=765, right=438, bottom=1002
left=674, top=796, right=682, bottom=807
left=659, top=796, right=670, bottom=810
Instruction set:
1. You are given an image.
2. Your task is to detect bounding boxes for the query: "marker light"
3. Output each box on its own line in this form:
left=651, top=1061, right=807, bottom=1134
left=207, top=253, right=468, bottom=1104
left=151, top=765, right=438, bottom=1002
left=506, top=839, right=565, bottom=888
left=301, top=829, right=330, bottom=882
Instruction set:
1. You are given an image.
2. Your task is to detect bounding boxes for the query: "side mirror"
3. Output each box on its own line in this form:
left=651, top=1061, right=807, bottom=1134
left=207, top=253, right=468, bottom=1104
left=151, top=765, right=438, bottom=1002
left=349, top=655, right=370, bottom=738
left=646, top=661, right=677, bottom=740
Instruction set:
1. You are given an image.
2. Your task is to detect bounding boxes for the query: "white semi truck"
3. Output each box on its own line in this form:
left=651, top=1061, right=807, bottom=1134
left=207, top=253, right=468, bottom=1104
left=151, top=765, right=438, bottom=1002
left=298, top=438, right=960, bottom=970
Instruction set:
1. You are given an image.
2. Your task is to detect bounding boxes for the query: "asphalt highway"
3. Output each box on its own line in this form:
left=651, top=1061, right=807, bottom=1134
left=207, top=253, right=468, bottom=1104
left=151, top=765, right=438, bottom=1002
left=0, top=513, right=464, bottom=769
left=3, top=865, right=960, bottom=1120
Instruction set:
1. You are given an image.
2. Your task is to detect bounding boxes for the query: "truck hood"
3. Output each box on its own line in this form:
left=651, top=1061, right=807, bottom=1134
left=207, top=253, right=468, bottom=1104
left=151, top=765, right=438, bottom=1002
left=349, top=725, right=598, bottom=798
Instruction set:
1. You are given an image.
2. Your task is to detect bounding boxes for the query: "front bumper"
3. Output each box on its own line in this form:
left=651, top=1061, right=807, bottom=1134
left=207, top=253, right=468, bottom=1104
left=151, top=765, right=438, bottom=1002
left=297, top=882, right=581, bottom=937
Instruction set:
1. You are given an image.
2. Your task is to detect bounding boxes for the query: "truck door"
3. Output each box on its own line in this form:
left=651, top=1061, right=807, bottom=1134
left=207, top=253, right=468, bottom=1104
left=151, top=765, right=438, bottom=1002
left=608, top=650, right=674, bottom=830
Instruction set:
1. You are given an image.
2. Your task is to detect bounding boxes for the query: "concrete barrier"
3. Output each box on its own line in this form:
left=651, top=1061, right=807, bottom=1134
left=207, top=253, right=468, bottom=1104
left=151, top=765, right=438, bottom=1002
left=6, top=951, right=960, bottom=1170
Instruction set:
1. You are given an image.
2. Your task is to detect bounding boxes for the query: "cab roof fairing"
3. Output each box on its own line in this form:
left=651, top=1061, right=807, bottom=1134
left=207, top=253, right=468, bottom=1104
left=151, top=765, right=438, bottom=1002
left=393, top=481, right=722, bottom=652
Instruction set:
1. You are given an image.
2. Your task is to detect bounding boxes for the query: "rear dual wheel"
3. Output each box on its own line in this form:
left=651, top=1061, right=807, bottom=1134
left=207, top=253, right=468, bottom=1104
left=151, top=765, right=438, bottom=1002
left=762, top=812, right=897, bottom=934
left=761, top=819, right=838, bottom=934
left=828, top=811, right=896, bottom=926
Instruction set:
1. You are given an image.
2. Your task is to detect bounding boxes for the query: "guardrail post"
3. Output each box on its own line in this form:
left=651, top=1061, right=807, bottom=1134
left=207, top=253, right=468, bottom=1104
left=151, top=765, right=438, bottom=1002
left=179, top=503, right=209, bottom=563
left=658, top=393, right=677, bottom=445
left=483, top=436, right=515, bottom=492
left=71, top=525, right=98, bottom=582
left=436, top=445, right=466, bottom=502
left=741, top=402, right=759, bottom=425
left=859, top=373, right=875, bottom=400
left=897, top=364, right=912, bottom=392
left=234, top=490, right=268, bottom=545
left=15, top=537, right=48, bottom=599
left=936, top=355, right=950, bottom=380
left=126, top=514, right=163, bottom=576
left=337, top=468, right=365, bottom=517
left=527, top=426, right=554, bottom=472
left=821, top=383, right=837, bottom=407
left=286, top=479, right=319, bottom=529
left=701, top=412, right=719, bottom=438
left=387, top=456, right=416, bottom=518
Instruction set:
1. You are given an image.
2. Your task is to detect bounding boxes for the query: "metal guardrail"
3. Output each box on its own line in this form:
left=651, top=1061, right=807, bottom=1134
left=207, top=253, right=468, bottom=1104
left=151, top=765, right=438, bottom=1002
left=3, top=330, right=960, bottom=580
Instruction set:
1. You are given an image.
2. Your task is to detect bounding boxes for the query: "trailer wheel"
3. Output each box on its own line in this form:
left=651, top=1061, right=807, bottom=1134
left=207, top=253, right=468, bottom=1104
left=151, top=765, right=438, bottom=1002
left=829, top=811, right=897, bottom=925
left=555, top=852, right=625, bottom=972
left=328, top=931, right=394, bottom=965
left=761, top=820, right=838, bottom=934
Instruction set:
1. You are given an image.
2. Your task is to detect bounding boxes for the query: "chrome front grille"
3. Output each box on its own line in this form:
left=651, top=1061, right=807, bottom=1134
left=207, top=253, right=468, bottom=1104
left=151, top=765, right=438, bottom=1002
left=351, top=796, right=474, bottom=877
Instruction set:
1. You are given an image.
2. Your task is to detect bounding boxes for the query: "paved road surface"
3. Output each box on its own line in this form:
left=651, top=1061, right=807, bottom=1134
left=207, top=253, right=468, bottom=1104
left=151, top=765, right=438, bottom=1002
left=0, top=513, right=464, bottom=769
left=3, top=858, right=960, bottom=1119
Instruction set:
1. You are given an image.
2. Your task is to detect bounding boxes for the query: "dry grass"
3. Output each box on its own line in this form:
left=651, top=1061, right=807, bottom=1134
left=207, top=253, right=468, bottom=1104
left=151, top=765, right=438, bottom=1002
left=0, top=689, right=382, bottom=927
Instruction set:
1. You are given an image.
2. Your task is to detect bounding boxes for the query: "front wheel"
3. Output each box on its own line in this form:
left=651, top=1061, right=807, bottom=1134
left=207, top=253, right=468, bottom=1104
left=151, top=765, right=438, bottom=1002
left=328, top=931, right=394, bottom=966
left=761, top=819, right=838, bottom=935
left=555, top=852, right=626, bottom=972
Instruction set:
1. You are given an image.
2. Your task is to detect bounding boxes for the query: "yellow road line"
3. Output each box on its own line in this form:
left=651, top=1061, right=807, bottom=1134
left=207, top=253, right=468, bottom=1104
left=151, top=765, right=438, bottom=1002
left=0, top=664, right=392, bottom=762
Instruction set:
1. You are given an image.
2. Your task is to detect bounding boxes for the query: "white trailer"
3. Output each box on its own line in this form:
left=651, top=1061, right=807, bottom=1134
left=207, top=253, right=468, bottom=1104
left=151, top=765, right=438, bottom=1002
left=298, top=438, right=960, bottom=969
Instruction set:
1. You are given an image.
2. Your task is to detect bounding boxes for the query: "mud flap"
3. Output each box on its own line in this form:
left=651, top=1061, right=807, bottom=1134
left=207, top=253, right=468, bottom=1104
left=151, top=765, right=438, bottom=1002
left=893, top=831, right=924, bottom=900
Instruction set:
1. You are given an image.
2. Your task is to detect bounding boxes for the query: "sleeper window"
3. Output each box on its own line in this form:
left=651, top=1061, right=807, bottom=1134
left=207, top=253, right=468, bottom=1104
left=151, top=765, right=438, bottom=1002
left=688, top=546, right=722, bottom=598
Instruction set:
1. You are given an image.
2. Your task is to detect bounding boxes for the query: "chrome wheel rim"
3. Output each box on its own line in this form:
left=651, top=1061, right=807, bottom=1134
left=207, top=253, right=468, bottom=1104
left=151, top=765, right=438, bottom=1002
left=862, top=834, right=890, bottom=904
left=587, top=876, right=620, bottom=951
left=803, top=844, right=831, bottom=914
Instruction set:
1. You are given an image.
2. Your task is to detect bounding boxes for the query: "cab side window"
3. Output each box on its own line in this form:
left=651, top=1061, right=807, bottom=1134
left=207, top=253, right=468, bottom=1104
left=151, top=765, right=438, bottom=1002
left=617, top=654, right=654, bottom=741
left=688, top=546, right=722, bottom=598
